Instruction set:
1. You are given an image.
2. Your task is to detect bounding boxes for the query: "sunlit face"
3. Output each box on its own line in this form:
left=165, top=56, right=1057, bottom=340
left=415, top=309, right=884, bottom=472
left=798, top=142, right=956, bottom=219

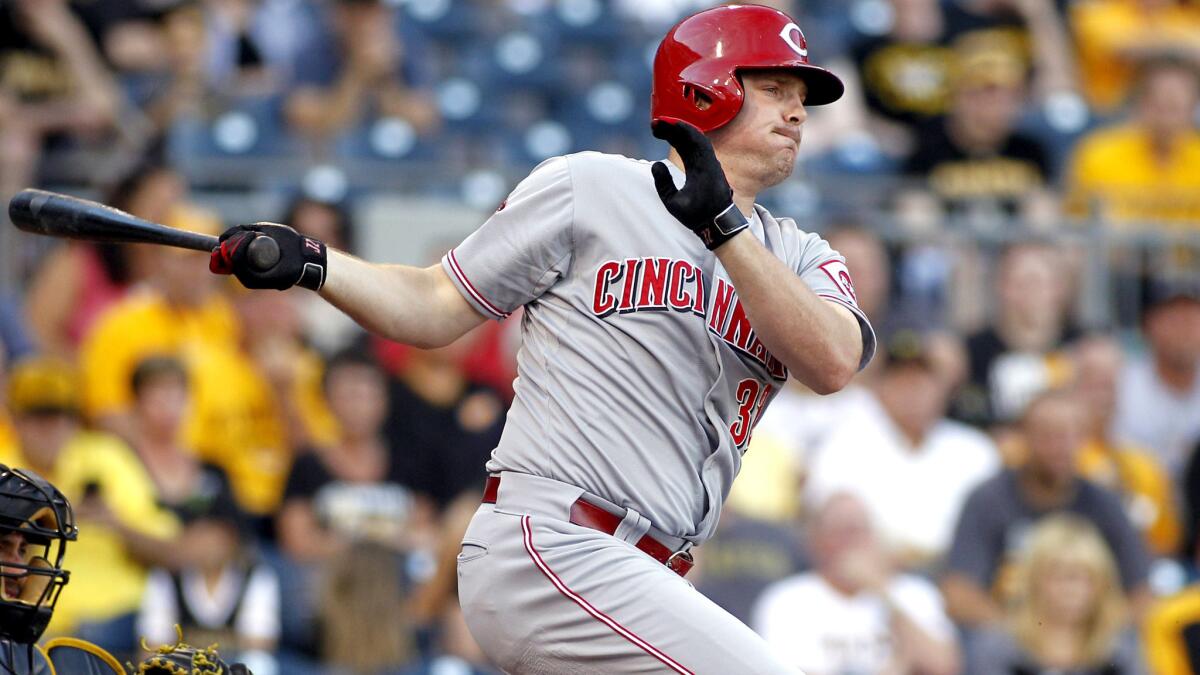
left=0, top=531, right=29, bottom=599
left=134, top=374, right=189, bottom=438
left=811, top=494, right=875, bottom=567
left=998, top=246, right=1067, bottom=326
left=1035, top=558, right=1099, bottom=625
left=1139, top=66, right=1199, bottom=138
left=326, top=363, right=388, bottom=440
left=1023, top=396, right=1087, bottom=482
left=709, top=70, right=809, bottom=190
left=13, top=412, right=76, bottom=473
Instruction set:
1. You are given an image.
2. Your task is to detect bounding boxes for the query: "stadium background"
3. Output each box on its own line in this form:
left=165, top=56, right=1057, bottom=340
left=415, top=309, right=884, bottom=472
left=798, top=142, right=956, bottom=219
left=1, top=0, right=1200, bottom=672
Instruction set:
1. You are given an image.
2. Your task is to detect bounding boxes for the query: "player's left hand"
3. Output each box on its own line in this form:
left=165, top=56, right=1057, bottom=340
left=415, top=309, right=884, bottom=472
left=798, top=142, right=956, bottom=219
left=651, top=118, right=749, bottom=250
left=210, top=223, right=327, bottom=291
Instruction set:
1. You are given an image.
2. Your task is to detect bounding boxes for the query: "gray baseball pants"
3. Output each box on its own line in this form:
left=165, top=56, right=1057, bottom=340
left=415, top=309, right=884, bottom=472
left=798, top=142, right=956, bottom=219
left=456, top=472, right=798, bottom=674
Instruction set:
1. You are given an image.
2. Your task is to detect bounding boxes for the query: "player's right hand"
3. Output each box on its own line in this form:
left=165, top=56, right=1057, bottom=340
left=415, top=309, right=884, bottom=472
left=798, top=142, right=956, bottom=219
left=210, top=223, right=327, bottom=291
left=650, top=118, right=749, bottom=250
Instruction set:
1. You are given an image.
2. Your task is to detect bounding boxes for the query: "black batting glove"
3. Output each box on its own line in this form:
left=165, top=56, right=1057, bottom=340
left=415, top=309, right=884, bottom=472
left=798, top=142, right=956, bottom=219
left=650, top=118, right=749, bottom=250
left=210, top=223, right=327, bottom=291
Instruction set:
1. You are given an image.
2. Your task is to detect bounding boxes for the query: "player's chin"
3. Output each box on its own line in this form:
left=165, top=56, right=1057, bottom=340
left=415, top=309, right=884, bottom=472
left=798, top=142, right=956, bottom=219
left=760, top=155, right=797, bottom=188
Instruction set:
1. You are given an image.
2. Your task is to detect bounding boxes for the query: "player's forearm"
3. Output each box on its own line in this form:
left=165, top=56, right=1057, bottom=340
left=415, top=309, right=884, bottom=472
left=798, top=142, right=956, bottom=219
left=319, top=250, right=484, bottom=348
left=715, top=233, right=861, bottom=394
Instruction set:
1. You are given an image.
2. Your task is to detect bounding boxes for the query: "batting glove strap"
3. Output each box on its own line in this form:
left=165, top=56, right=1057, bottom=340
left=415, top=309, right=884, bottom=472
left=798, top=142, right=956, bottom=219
left=212, top=223, right=327, bottom=291
left=694, top=203, right=749, bottom=250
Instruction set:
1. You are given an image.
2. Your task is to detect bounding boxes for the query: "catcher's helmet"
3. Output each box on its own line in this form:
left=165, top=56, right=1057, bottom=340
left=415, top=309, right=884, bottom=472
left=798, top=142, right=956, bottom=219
left=0, top=465, right=76, bottom=644
left=651, top=4, right=844, bottom=133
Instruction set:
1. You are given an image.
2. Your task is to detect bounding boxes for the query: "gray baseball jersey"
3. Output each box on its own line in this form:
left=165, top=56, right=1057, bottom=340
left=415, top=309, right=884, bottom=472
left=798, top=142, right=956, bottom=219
left=442, top=151, right=875, bottom=543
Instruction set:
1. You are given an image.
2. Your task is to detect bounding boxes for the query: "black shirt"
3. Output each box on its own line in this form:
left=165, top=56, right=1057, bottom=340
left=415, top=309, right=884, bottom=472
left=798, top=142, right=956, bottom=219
left=384, top=380, right=505, bottom=509
left=851, top=35, right=956, bottom=130
left=945, top=470, right=1151, bottom=593
left=952, top=325, right=1079, bottom=428
left=905, top=118, right=1051, bottom=214
left=282, top=450, right=415, bottom=543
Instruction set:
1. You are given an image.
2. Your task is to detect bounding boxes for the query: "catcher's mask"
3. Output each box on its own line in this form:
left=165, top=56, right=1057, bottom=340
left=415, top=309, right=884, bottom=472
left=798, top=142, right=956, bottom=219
left=0, top=464, right=76, bottom=644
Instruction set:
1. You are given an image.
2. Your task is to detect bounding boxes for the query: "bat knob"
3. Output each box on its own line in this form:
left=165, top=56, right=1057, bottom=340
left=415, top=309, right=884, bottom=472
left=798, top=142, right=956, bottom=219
left=247, top=235, right=281, bottom=271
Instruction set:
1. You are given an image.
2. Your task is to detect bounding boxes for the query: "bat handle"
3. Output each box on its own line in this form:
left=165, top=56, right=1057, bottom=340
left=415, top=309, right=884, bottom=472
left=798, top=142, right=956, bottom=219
left=247, top=235, right=281, bottom=271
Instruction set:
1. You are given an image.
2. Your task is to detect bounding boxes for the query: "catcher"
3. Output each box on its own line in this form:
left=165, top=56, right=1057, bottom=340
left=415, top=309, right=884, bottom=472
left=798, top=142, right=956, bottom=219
left=0, top=462, right=250, bottom=675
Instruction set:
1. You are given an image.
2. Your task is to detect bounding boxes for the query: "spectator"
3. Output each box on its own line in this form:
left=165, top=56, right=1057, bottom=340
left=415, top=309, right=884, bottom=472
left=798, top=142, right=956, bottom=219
left=941, top=388, right=1152, bottom=629
left=317, top=541, right=417, bottom=674
left=1066, top=56, right=1200, bottom=225
left=278, top=349, right=430, bottom=563
left=692, top=505, right=807, bottom=624
left=24, top=164, right=184, bottom=358
left=185, top=286, right=337, bottom=518
left=952, top=242, right=1078, bottom=432
left=282, top=196, right=365, bottom=356
left=806, top=333, right=999, bottom=567
left=137, top=506, right=279, bottom=674
left=1072, top=335, right=1180, bottom=558
left=942, top=0, right=1078, bottom=99
left=1070, top=0, right=1200, bottom=112
left=752, top=492, right=960, bottom=675
left=0, top=0, right=119, bottom=195
left=1144, top=533, right=1200, bottom=674
left=126, top=355, right=242, bottom=539
left=843, top=0, right=955, bottom=160
left=285, top=0, right=438, bottom=141
left=385, top=330, right=506, bottom=511
left=0, top=357, right=180, bottom=657
left=1112, top=282, right=1200, bottom=474
left=968, top=514, right=1144, bottom=675
left=901, top=45, right=1058, bottom=225
left=78, top=201, right=238, bottom=441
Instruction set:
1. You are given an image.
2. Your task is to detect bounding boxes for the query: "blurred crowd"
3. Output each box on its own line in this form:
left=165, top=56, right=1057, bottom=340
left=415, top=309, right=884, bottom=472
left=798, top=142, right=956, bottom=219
left=2, top=0, right=1200, bottom=673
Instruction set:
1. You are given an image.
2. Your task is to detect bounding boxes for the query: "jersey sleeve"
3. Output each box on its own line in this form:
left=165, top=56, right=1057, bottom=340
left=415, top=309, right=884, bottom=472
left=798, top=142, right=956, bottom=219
left=794, top=232, right=877, bottom=370
left=441, top=156, right=574, bottom=320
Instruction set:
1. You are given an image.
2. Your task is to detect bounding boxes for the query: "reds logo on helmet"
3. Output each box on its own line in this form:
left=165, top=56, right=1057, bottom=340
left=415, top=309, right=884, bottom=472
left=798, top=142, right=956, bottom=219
left=779, top=23, right=808, bottom=58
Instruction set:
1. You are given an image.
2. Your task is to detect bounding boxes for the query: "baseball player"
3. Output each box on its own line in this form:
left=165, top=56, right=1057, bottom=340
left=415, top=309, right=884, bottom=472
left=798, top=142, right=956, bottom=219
left=211, top=5, right=875, bottom=673
left=0, top=464, right=74, bottom=675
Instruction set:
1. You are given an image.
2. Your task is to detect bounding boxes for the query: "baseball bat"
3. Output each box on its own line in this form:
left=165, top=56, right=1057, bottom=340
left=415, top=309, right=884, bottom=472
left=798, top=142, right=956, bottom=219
left=7, top=189, right=280, bottom=270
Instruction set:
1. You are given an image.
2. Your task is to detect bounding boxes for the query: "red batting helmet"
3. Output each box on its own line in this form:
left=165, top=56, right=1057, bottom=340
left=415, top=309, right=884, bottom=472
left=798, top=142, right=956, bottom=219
left=651, top=4, right=845, bottom=133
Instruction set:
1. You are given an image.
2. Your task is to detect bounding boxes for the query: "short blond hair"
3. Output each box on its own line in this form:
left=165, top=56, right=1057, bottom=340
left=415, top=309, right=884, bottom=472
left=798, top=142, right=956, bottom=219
left=1010, top=514, right=1127, bottom=666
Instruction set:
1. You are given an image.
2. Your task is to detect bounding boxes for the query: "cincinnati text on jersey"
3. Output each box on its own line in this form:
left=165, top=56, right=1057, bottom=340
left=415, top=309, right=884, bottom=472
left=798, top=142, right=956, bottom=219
left=591, top=257, right=790, bottom=381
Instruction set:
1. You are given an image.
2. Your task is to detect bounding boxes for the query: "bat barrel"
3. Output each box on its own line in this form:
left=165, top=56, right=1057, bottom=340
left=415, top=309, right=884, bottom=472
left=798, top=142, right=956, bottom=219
left=8, top=189, right=217, bottom=252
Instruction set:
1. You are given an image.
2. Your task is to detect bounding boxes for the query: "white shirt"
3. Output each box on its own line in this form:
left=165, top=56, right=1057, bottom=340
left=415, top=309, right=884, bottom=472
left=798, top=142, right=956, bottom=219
left=752, top=572, right=955, bottom=674
left=1113, top=355, right=1200, bottom=474
left=138, top=564, right=280, bottom=647
left=752, top=384, right=877, bottom=466
left=806, top=391, right=999, bottom=559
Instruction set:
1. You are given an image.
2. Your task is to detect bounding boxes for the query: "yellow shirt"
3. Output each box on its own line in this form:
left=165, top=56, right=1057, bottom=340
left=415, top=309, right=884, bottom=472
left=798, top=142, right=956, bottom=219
left=1067, top=124, right=1200, bottom=226
left=1077, top=439, right=1180, bottom=557
left=184, top=343, right=336, bottom=515
left=0, top=413, right=15, bottom=459
left=1071, top=0, right=1200, bottom=111
left=1145, top=585, right=1200, bottom=675
left=0, top=433, right=180, bottom=635
left=79, top=290, right=239, bottom=419
left=727, top=435, right=803, bottom=523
